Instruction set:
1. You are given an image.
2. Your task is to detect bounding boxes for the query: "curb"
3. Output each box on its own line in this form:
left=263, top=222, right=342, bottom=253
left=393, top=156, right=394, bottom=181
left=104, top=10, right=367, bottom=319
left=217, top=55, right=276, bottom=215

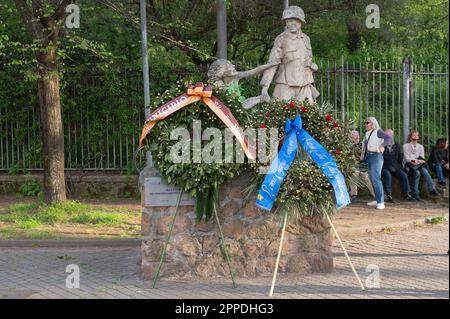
left=0, top=239, right=141, bottom=248
left=336, top=214, right=449, bottom=239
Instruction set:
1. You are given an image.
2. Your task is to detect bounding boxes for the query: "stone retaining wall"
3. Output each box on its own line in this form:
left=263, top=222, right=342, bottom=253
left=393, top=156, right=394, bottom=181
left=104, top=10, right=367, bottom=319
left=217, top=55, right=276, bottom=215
left=140, top=175, right=333, bottom=279
left=0, top=173, right=139, bottom=199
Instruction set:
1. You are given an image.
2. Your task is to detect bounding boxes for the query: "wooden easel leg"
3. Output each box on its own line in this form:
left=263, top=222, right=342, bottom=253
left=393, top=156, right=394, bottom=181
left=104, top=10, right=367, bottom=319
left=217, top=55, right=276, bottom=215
left=152, top=190, right=183, bottom=288
left=326, top=213, right=365, bottom=291
left=214, top=208, right=237, bottom=288
left=269, top=211, right=288, bottom=297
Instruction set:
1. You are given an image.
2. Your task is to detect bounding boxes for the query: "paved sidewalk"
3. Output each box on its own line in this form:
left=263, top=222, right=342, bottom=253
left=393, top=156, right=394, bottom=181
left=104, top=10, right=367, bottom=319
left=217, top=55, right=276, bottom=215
left=0, top=222, right=448, bottom=299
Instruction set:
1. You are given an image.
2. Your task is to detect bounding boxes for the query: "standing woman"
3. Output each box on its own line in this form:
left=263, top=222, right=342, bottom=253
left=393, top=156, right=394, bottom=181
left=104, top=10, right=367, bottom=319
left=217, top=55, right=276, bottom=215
left=361, top=117, right=393, bottom=210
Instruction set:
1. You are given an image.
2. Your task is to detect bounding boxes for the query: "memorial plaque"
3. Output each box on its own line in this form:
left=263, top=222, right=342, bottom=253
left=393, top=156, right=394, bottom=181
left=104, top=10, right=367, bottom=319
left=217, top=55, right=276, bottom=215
left=144, top=177, right=195, bottom=207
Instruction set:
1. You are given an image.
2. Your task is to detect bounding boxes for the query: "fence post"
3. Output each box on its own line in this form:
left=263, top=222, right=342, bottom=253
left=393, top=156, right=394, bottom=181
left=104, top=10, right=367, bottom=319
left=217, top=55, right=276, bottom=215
left=402, top=58, right=412, bottom=142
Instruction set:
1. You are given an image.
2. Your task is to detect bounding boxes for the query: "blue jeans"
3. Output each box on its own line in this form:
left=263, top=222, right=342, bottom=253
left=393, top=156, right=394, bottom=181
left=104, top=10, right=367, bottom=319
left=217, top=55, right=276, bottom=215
left=408, top=166, right=436, bottom=194
left=382, top=168, right=411, bottom=194
left=431, top=163, right=445, bottom=182
left=366, top=153, right=384, bottom=204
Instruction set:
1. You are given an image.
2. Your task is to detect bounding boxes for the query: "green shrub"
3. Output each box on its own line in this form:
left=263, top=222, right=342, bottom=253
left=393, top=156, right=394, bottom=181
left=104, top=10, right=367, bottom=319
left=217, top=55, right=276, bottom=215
left=19, top=180, right=41, bottom=197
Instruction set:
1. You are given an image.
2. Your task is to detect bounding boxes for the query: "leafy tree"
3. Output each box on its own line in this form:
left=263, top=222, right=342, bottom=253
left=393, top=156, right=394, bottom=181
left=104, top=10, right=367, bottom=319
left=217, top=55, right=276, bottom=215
left=11, top=0, right=73, bottom=203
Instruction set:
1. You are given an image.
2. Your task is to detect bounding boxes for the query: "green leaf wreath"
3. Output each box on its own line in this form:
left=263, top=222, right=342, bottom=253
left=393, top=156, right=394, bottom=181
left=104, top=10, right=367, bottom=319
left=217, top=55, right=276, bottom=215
left=148, top=81, right=251, bottom=221
left=246, top=99, right=359, bottom=219
left=146, top=80, right=359, bottom=222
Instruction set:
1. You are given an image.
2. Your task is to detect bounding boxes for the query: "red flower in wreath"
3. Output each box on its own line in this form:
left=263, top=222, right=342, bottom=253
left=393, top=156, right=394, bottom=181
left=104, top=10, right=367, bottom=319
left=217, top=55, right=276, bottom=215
left=265, top=114, right=270, bottom=119
left=300, top=106, right=308, bottom=113
left=332, top=123, right=338, bottom=128
left=289, top=101, right=296, bottom=108
left=259, top=124, right=267, bottom=129
left=335, top=149, right=343, bottom=155
left=325, top=114, right=333, bottom=122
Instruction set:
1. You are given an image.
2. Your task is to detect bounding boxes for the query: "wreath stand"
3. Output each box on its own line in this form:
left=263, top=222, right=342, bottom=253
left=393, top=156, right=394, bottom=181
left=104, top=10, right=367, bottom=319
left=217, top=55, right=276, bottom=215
left=269, top=209, right=366, bottom=297
left=152, top=190, right=237, bottom=289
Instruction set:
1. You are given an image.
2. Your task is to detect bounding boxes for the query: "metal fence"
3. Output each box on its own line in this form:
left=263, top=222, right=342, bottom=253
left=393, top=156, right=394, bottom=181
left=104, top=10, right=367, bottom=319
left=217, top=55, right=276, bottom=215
left=315, top=58, right=449, bottom=146
left=0, top=57, right=448, bottom=171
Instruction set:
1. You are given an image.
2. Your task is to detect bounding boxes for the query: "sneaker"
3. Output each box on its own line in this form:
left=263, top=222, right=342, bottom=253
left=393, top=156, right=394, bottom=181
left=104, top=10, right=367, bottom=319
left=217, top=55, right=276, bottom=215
left=367, top=200, right=377, bottom=207
left=438, top=181, right=447, bottom=187
left=413, top=193, right=422, bottom=201
left=350, top=195, right=358, bottom=203
left=386, top=193, right=394, bottom=203
left=404, top=193, right=414, bottom=201
left=430, top=189, right=440, bottom=197
left=376, top=203, right=385, bottom=210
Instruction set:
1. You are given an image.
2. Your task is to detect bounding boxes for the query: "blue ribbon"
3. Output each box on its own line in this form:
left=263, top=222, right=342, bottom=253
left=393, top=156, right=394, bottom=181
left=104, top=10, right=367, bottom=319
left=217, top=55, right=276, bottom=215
left=256, top=114, right=350, bottom=211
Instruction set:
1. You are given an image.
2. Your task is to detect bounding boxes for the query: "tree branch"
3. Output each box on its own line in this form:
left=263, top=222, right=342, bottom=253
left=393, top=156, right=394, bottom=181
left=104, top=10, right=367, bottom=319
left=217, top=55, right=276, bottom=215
left=13, top=0, right=44, bottom=40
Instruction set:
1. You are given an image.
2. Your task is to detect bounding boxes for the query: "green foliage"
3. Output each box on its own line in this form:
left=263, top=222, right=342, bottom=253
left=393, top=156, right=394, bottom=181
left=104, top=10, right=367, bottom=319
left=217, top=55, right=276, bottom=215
left=0, top=200, right=128, bottom=229
left=19, top=179, right=41, bottom=197
left=247, top=99, right=358, bottom=218
left=149, top=82, right=250, bottom=221
left=7, top=164, right=20, bottom=176
left=0, top=0, right=447, bottom=171
left=425, top=215, right=448, bottom=224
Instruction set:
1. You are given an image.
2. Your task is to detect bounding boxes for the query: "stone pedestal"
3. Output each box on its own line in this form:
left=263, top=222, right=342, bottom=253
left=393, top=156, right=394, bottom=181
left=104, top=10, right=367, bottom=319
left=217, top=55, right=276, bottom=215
left=140, top=174, right=333, bottom=279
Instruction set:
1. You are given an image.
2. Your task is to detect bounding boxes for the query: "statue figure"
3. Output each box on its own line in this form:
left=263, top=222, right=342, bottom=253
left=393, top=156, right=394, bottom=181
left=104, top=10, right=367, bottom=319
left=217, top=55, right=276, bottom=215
left=259, top=6, right=319, bottom=104
left=207, top=59, right=279, bottom=105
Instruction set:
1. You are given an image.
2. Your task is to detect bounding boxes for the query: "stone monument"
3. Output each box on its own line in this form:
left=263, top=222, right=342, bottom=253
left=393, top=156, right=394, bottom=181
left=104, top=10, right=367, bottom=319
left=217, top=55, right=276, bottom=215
left=140, top=6, right=333, bottom=280
left=259, top=6, right=320, bottom=104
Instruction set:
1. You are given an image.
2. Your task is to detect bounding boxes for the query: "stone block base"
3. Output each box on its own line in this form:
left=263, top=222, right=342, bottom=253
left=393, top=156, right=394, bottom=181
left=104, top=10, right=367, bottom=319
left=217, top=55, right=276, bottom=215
left=141, top=175, right=333, bottom=279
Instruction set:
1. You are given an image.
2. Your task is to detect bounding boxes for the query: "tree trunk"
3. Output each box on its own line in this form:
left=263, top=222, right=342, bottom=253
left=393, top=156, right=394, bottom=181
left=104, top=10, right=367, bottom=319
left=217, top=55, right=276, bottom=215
left=345, top=0, right=361, bottom=53
left=346, top=19, right=361, bottom=52
left=37, top=47, right=66, bottom=203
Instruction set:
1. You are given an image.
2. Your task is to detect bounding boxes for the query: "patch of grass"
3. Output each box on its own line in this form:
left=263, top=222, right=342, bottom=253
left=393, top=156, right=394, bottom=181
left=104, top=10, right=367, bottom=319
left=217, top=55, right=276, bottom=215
left=380, top=226, right=393, bottom=233
left=0, top=227, right=59, bottom=239
left=425, top=216, right=448, bottom=224
left=0, top=200, right=127, bottom=229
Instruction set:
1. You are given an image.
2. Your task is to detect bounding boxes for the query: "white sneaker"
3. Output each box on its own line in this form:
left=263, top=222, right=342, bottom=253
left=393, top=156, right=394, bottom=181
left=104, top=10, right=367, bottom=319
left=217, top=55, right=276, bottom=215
left=376, top=203, right=385, bottom=210
left=367, top=201, right=377, bottom=207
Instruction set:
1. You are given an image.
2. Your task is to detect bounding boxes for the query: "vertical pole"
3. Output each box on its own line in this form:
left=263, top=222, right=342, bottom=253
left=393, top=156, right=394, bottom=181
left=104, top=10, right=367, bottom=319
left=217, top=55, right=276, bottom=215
left=139, top=0, right=153, bottom=171
left=341, top=56, right=345, bottom=122
left=140, top=0, right=150, bottom=118
left=283, top=0, right=289, bottom=10
left=217, top=0, right=227, bottom=60
left=402, top=58, right=411, bottom=143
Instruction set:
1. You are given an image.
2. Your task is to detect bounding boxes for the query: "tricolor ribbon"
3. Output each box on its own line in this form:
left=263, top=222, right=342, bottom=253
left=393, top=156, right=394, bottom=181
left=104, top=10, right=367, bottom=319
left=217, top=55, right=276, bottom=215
left=138, top=82, right=256, bottom=160
left=256, top=114, right=350, bottom=211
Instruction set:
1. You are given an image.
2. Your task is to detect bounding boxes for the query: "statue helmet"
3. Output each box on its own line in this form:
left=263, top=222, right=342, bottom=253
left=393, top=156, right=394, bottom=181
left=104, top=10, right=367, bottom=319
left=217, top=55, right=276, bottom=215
left=281, top=6, right=306, bottom=23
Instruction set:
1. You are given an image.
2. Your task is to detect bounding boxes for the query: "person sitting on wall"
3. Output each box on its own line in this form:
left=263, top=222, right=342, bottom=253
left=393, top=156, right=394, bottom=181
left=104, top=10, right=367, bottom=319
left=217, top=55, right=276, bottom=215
left=403, top=131, right=440, bottom=200
left=427, top=138, right=449, bottom=187
left=349, top=130, right=375, bottom=202
left=381, top=129, right=414, bottom=202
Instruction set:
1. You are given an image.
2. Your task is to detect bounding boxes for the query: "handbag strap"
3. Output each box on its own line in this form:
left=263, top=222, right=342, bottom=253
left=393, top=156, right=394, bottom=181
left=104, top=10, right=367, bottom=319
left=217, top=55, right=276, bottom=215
left=362, top=129, right=376, bottom=160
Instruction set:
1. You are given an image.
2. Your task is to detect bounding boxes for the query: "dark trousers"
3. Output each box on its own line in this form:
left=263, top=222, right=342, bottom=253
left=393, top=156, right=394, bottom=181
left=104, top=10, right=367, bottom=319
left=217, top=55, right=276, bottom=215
left=382, top=168, right=411, bottom=194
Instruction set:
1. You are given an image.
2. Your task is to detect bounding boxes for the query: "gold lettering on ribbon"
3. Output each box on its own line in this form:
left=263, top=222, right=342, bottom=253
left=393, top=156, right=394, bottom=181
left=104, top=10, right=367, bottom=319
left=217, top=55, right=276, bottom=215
left=138, top=83, right=256, bottom=160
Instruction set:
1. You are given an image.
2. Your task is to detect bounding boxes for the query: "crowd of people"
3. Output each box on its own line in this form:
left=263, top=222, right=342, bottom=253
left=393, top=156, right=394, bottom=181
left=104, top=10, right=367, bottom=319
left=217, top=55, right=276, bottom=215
left=350, top=117, right=449, bottom=210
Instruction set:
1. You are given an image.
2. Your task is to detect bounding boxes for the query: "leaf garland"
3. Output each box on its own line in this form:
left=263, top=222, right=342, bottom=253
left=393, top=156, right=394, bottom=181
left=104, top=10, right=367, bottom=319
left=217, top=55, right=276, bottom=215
left=148, top=81, right=250, bottom=221
left=246, top=99, right=359, bottom=219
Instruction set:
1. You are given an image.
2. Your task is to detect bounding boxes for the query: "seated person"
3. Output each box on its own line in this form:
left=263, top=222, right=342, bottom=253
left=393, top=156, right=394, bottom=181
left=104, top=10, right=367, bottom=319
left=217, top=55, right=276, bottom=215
left=428, top=138, right=449, bottom=187
left=403, top=131, right=440, bottom=200
left=381, top=129, right=414, bottom=202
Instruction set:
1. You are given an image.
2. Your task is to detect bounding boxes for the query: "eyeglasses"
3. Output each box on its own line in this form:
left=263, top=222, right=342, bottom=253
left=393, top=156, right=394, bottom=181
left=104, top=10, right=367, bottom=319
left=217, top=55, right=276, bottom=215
left=412, top=138, right=420, bottom=141
left=364, top=121, right=371, bottom=124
